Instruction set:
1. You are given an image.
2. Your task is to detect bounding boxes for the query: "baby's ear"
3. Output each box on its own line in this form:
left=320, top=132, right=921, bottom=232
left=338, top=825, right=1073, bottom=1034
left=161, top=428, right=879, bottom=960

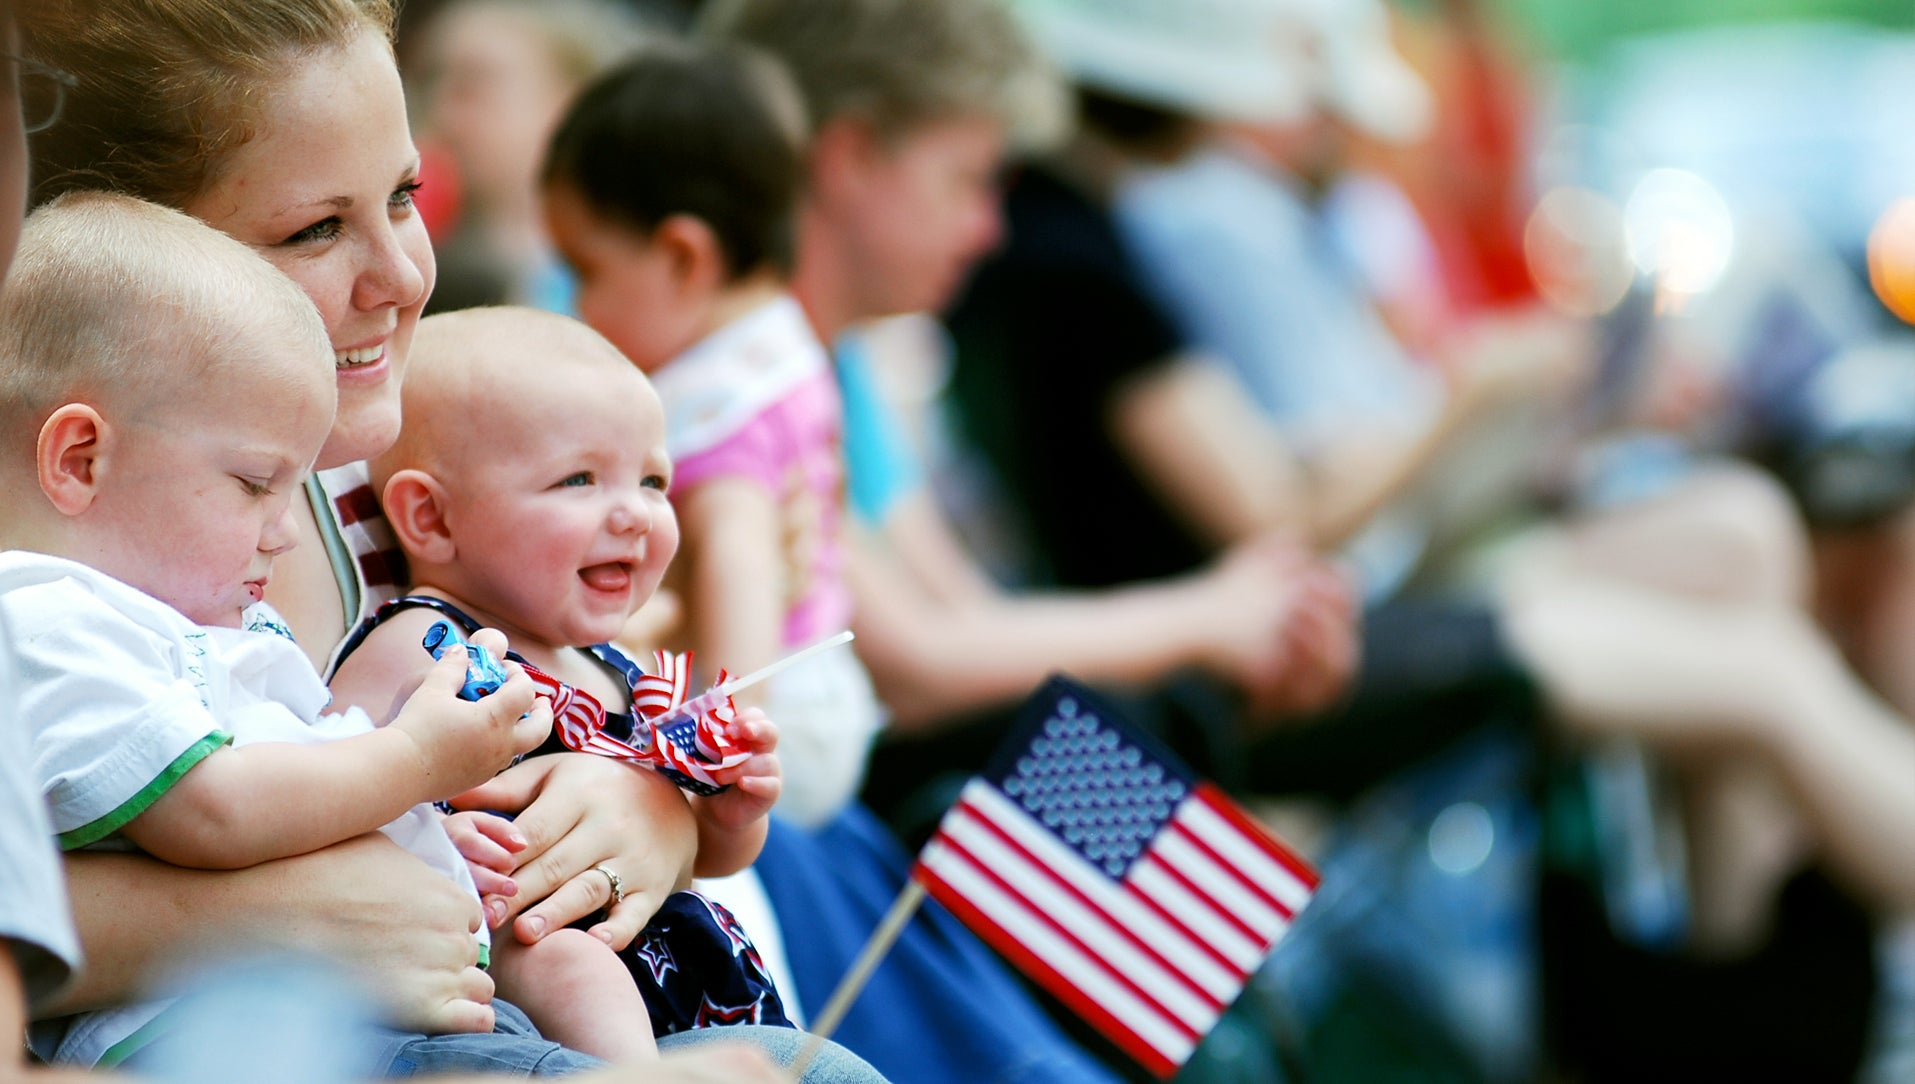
left=381, top=468, right=457, bottom=564
left=36, top=404, right=110, bottom=516
left=656, top=213, right=725, bottom=296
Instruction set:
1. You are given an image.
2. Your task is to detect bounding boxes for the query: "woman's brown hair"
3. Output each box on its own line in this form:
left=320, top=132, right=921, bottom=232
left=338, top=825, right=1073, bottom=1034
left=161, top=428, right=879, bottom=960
left=24, top=0, right=396, bottom=210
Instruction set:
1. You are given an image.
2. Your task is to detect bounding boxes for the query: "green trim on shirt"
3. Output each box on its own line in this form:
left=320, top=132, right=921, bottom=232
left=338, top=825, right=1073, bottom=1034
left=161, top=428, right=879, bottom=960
left=56, top=730, right=233, bottom=851
left=95, top=1005, right=181, bottom=1069
left=478, top=941, right=491, bottom=970
left=306, top=474, right=362, bottom=629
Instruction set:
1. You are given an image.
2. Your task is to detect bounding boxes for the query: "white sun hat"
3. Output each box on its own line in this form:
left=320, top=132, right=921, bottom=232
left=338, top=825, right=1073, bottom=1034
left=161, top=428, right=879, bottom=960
left=1008, top=0, right=1433, bottom=143
left=1292, top=0, right=1434, bottom=143
left=1005, top=0, right=1317, bottom=125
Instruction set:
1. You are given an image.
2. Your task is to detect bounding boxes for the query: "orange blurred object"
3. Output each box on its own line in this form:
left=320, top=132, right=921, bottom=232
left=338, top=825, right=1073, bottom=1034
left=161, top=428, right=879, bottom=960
left=1867, top=196, right=1915, bottom=325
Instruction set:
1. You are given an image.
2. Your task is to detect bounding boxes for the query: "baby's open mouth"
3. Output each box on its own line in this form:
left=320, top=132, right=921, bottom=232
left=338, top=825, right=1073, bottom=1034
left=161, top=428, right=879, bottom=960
left=579, top=562, right=634, bottom=592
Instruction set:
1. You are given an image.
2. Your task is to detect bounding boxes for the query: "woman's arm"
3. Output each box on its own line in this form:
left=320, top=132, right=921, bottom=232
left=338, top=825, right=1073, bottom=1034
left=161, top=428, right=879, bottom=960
left=49, top=837, right=496, bottom=1034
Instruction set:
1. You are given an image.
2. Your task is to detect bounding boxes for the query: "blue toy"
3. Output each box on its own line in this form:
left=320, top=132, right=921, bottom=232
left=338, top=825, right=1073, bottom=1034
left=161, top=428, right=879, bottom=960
left=422, top=619, right=511, bottom=701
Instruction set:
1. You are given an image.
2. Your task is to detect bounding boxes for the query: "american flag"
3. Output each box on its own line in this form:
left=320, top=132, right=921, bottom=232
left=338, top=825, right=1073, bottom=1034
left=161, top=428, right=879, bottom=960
left=912, top=678, right=1318, bottom=1078
left=527, top=645, right=748, bottom=795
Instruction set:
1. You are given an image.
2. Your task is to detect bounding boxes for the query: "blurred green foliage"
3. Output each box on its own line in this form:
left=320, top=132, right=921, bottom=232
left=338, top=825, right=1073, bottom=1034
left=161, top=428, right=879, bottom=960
left=1436, top=0, right=1915, bottom=60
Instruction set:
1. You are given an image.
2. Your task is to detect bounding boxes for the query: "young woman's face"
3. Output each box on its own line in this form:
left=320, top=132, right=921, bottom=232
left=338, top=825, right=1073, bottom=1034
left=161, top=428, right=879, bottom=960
left=186, top=30, right=436, bottom=471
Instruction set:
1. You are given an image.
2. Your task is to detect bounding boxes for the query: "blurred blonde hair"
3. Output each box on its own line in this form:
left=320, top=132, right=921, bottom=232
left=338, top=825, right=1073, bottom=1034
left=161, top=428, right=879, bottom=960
left=23, top=0, right=396, bottom=210
left=0, top=192, right=331, bottom=460
left=700, top=0, right=1068, bottom=150
left=412, top=0, right=649, bottom=92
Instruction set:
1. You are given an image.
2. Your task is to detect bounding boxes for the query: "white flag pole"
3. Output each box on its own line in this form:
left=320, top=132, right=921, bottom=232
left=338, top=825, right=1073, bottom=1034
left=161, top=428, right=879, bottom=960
left=719, top=629, right=854, bottom=698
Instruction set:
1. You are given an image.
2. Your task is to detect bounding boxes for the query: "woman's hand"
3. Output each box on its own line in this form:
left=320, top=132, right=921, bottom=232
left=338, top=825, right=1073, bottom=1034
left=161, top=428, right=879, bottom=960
left=59, top=834, right=496, bottom=1034
left=449, top=753, right=698, bottom=951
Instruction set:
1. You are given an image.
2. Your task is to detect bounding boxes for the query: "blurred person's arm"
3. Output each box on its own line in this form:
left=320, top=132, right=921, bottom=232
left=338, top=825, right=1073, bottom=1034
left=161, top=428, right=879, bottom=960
left=1736, top=619, right=1915, bottom=914
left=1108, top=312, right=1586, bottom=555
left=675, top=479, right=787, bottom=693
left=849, top=489, right=1352, bottom=729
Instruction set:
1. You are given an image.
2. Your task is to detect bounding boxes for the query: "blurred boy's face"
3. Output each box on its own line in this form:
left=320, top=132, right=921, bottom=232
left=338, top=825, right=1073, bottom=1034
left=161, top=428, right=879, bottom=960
left=827, top=114, right=1007, bottom=321
left=432, top=358, right=678, bottom=652
left=83, top=328, right=336, bottom=628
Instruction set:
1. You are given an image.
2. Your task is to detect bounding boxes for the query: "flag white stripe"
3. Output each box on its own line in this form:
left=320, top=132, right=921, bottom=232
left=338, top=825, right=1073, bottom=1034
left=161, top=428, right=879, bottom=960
left=1153, top=826, right=1287, bottom=942
left=1127, top=854, right=1265, bottom=970
left=943, top=805, right=1223, bottom=1025
left=1181, top=797, right=1315, bottom=913
left=921, top=838, right=1202, bottom=1066
left=960, top=785, right=1241, bottom=999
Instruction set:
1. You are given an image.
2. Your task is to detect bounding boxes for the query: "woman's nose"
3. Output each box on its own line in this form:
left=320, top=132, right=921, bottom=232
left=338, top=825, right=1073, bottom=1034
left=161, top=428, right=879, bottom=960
left=351, top=221, right=429, bottom=313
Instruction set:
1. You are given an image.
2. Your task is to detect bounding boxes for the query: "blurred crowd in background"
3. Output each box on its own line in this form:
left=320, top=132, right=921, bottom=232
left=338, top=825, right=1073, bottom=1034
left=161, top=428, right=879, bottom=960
left=379, top=0, right=1915, bottom=1079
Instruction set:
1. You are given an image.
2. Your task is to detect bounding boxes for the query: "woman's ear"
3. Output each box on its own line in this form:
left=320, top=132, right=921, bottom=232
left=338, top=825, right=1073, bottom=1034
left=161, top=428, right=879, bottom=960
left=381, top=468, right=457, bottom=565
left=36, top=404, right=110, bottom=516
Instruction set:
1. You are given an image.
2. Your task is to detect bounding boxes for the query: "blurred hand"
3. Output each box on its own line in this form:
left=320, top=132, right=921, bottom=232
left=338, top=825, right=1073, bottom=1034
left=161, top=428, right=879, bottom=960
left=1199, top=536, right=1359, bottom=727
left=1442, top=306, right=1594, bottom=417
left=1254, top=560, right=1359, bottom=721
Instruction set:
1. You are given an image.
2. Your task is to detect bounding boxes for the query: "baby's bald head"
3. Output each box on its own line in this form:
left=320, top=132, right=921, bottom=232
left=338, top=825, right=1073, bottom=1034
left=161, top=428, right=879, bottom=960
left=377, top=306, right=646, bottom=491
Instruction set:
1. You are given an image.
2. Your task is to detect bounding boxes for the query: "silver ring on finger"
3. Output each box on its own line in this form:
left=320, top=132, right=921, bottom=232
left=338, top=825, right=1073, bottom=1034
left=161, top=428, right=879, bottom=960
left=591, top=863, right=625, bottom=906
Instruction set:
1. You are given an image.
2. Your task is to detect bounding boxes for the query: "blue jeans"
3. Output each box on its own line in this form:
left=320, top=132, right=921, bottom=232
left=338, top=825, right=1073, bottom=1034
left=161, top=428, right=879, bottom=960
left=126, top=959, right=888, bottom=1082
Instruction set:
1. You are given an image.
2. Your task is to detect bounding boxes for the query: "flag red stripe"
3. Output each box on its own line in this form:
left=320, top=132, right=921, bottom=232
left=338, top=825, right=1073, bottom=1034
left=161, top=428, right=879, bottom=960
left=1192, top=784, right=1321, bottom=890
left=1116, top=877, right=1244, bottom=980
left=1137, top=848, right=1263, bottom=946
left=949, top=800, right=1217, bottom=1018
left=936, top=813, right=1208, bottom=1037
left=914, top=864, right=1182, bottom=1079
left=1165, top=817, right=1294, bottom=922
left=955, top=787, right=1246, bottom=1000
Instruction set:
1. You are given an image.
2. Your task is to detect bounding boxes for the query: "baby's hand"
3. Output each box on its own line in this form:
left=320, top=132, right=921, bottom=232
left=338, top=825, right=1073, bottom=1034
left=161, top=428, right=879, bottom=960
left=701, top=706, right=781, bottom=832
left=389, top=631, right=552, bottom=799
left=443, top=810, right=526, bottom=926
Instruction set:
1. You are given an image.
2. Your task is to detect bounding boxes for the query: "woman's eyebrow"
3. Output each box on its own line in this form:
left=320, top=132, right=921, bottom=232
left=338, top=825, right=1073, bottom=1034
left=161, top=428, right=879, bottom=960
left=270, top=194, right=356, bottom=218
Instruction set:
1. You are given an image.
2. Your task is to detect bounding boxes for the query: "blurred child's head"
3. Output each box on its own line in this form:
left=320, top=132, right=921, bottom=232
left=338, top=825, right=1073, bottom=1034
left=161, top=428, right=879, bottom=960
left=701, top=0, right=1066, bottom=331
left=414, top=0, right=647, bottom=216
left=542, top=37, right=806, bottom=372
left=374, top=306, right=678, bottom=650
left=0, top=192, right=336, bottom=627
